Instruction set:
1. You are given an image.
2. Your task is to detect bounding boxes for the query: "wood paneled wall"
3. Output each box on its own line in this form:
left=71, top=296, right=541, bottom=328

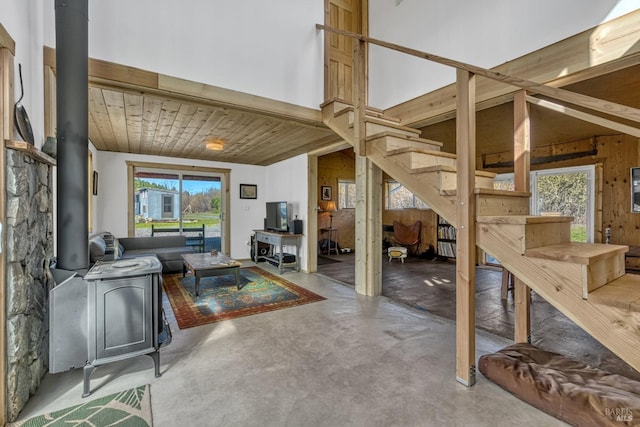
left=382, top=208, right=437, bottom=253
left=599, top=135, right=640, bottom=246
left=318, top=150, right=356, bottom=249
left=318, top=148, right=437, bottom=253
left=483, top=133, right=640, bottom=246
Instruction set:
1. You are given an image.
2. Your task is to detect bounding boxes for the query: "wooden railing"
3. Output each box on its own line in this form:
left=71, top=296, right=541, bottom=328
left=316, top=22, right=640, bottom=387
left=315, top=24, right=640, bottom=136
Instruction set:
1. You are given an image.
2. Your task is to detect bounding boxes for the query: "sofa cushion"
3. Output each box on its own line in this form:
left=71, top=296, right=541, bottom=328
left=119, top=236, right=187, bottom=251
left=479, top=343, right=640, bottom=427
left=89, top=236, right=106, bottom=262
left=123, top=246, right=193, bottom=262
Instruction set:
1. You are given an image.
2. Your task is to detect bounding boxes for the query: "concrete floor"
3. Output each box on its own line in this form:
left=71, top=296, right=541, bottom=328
left=318, top=253, right=640, bottom=381
left=14, top=260, right=568, bottom=426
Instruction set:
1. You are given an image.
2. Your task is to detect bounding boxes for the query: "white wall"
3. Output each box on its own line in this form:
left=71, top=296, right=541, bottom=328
left=96, top=151, right=311, bottom=268
left=369, top=0, right=640, bottom=108
left=265, top=154, right=309, bottom=270
left=42, top=0, right=325, bottom=109
left=96, top=151, right=267, bottom=260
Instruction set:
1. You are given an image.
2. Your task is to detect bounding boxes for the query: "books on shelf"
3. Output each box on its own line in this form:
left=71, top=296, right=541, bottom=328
left=437, top=226, right=456, bottom=240
left=437, top=241, right=456, bottom=258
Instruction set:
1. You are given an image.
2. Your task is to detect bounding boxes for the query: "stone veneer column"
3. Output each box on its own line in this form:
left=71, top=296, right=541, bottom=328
left=5, top=149, right=54, bottom=420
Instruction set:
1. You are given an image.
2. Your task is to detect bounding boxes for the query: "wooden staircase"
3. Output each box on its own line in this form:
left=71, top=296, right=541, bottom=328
left=321, top=99, right=640, bottom=373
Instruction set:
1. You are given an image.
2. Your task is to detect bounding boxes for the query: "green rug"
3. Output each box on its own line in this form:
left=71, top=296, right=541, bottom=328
left=9, top=385, right=152, bottom=426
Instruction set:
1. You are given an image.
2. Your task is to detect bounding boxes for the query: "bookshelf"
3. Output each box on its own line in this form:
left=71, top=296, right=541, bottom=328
left=436, top=215, right=456, bottom=259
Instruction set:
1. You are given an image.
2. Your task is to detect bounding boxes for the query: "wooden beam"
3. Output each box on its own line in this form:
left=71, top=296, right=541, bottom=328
left=513, top=91, right=530, bottom=192
left=0, top=23, right=15, bottom=54
left=353, top=38, right=367, bottom=155
left=355, top=155, right=382, bottom=296
left=44, top=66, right=56, bottom=138
left=513, top=90, right=531, bottom=343
left=44, top=46, right=325, bottom=127
left=385, top=10, right=640, bottom=126
left=316, top=23, right=640, bottom=126
left=307, top=155, right=319, bottom=273
left=525, top=95, right=640, bottom=138
left=455, top=69, right=476, bottom=387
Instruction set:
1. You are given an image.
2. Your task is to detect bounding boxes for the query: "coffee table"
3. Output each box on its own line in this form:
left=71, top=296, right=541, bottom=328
left=181, top=252, right=243, bottom=296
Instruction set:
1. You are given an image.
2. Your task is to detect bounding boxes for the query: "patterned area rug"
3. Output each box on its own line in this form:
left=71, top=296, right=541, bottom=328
left=9, top=385, right=152, bottom=426
left=163, top=266, right=325, bottom=329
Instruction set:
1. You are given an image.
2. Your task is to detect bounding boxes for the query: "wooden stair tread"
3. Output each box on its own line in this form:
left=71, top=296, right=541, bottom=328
left=364, top=116, right=420, bottom=133
left=442, top=188, right=531, bottom=197
left=589, top=274, right=640, bottom=311
left=387, top=146, right=456, bottom=158
left=524, top=242, right=628, bottom=265
left=332, top=105, right=402, bottom=124
left=411, top=164, right=496, bottom=178
left=477, top=215, right=574, bottom=225
left=366, top=131, right=443, bottom=147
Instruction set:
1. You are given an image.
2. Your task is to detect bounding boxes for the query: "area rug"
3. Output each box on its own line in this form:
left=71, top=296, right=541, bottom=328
left=163, top=266, right=326, bottom=329
left=9, top=385, right=152, bottom=426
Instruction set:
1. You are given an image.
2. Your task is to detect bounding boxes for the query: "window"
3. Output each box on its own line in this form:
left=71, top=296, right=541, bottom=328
left=385, top=181, right=429, bottom=210
left=162, top=195, right=174, bottom=217
left=133, top=169, right=223, bottom=242
left=338, top=180, right=356, bottom=209
left=493, top=165, right=594, bottom=243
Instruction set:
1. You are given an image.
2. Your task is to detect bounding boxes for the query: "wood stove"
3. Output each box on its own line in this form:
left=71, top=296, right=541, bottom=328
left=50, top=256, right=168, bottom=397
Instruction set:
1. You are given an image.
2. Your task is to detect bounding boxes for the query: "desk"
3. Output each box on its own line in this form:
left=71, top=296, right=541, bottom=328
left=254, top=230, right=303, bottom=273
left=320, top=228, right=339, bottom=255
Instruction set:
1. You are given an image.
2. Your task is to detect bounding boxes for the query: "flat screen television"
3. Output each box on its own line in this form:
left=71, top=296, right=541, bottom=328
left=266, top=201, right=288, bottom=232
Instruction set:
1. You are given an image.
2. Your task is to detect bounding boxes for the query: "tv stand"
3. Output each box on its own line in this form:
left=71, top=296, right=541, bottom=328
left=253, top=230, right=302, bottom=273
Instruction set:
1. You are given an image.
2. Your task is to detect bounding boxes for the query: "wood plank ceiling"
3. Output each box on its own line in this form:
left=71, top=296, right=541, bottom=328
left=87, top=86, right=341, bottom=166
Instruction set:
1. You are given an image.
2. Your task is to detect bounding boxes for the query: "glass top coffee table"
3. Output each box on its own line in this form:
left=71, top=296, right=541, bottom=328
left=181, top=252, right=243, bottom=296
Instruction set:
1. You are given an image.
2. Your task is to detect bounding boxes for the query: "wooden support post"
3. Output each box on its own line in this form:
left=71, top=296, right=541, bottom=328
left=0, top=46, right=13, bottom=427
left=355, top=155, right=382, bottom=296
left=455, top=69, right=476, bottom=387
left=353, top=38, right=367, bottom=156
left=514, top=277, right=531, bottom=343
left=513, top=90, right=532, bottom=343
left=307, top=155, right=318, bottom=273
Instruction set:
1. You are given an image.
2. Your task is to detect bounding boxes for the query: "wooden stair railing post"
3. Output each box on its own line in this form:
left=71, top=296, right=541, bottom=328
left=353, top=38, right=367, bottom=156
left=455, top=69, right=477, bottom=387
left=513, top=89, right=532, bottom=343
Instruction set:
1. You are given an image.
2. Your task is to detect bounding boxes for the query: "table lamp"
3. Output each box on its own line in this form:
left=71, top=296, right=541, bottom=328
left=325, top=201, right=337, bottom=228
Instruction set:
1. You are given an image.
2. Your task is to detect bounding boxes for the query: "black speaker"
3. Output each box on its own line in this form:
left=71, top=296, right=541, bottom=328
left=288, top=219, right=303, bottom=234
left=250, top=235, right=270, bottom=261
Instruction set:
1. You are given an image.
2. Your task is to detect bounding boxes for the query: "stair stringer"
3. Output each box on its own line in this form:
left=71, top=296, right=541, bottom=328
left=366, top=139, right=457, bottom=223
left=478, top=225, right=640, bottom=372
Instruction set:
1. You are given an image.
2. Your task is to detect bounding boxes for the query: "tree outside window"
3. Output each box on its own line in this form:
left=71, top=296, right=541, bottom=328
left=338, top=180, right=356, bottom=209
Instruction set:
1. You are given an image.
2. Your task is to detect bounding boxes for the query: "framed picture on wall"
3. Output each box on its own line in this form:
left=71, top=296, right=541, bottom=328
left=321, top=186, right=332, bottom=201
left=240, top=183, right=257, bottom=199
left=92, top=171, right=99, bottom=196
left=631, top=167, right=640, bottom=212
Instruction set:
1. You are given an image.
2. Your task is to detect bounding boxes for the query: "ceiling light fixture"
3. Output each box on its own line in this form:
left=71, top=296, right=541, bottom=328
left=205, top=137, right=225, bottom=151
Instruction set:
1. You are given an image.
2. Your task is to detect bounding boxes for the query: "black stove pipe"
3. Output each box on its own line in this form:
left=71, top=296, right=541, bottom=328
left=55, top=0, right=89, bottom=271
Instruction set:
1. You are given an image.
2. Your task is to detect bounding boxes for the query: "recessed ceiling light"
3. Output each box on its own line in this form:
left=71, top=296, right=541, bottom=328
left=204, top=137, right=225, bottom=151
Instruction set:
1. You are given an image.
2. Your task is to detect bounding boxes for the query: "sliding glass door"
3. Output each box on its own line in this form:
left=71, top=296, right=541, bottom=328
left=133, top=169, right=223, bottom=251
